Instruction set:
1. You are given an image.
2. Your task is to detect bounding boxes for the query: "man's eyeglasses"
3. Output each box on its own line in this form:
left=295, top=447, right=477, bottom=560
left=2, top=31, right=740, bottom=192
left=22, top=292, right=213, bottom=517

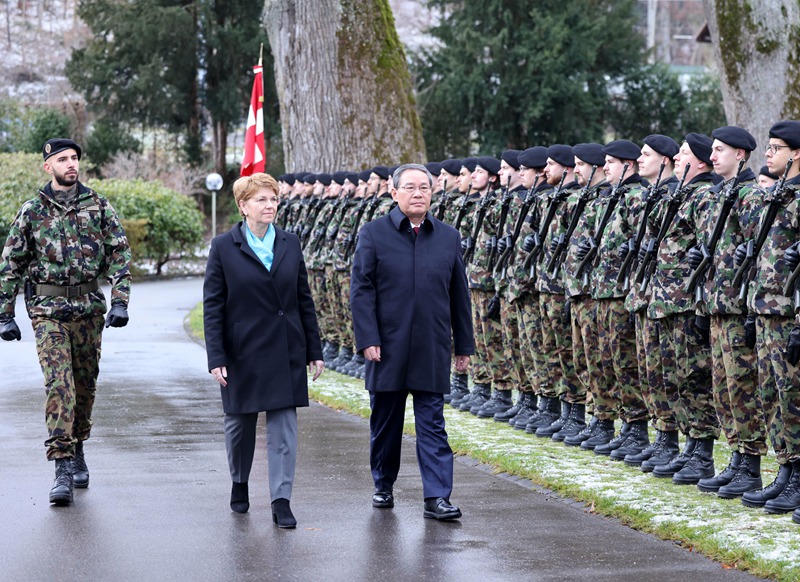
left=398, top=185, right=431, bottom=194
left=765, top=144, right=792, bottom=154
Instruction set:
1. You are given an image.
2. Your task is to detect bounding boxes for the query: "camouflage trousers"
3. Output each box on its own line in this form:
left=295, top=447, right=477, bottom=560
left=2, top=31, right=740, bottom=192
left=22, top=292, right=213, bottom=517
left=323, top=265, right=342, bottom=345
left=539, top=293, right=580, bottom=400
left=308, top=268, right=331, bottom=342
left=514, top=293, right=546, bottom=395
left=755, top=316, right=794, bottom=463
left=335, top=270, right=356, bottom=349
left=500, top=297, right=533, bottom=392
left=597, top=299, right=646, bottom=423
left=636, top=312, right=676, bottom=432
left=566, top=295, right=594, bottom=407
left=470, top=289, right=512, bottom=389
left=658, top=313, right=718, bottom=439
left=33, top=315, right=104, bottom=460
left=710, top=314, right=767, bottom=456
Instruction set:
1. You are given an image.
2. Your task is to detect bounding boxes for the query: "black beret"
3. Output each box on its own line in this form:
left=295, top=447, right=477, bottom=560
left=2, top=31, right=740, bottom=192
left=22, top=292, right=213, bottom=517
left=769, top=120, right=800, bottom=149
left=43, top=138, right=82, bottom=161
left=476, top=156, right=501, bottom=176
left=302, top=173, right=317, bottom=185
left=501, top=149, right=521, bottom=170
left=759, top=165, right=779, bottom=180
left=440, top=158, right=462, bottom=176
left=461, top=157, right=478, bottom=173
left=345, top=172, right=359, bottom=185
left=643, top=134, right=680, bottom=159
left=711, top=126, right=757, bottom=152
left=425, top=161, right=442, bottom=176
left=518, top=146, right=548, bottom=169
left=572, top=143, right=605, bottom=167
left=283, top=173, right=296, bottom=186
left=685, top=133, right=713, bottom=165
left=358, top=169, right=372, bottom=183
left=332, top=171, right=348, bottom=185
left=602, top=139, right=641, bottom=162
left=547, top=144, right=575, bottom=167
left=371, top=166, right=390, bottom=180
left=315, top=173, right=332, bottom=186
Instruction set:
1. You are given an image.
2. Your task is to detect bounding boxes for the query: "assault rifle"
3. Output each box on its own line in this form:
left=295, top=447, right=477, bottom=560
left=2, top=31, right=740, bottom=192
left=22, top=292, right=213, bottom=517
left=493, top=176, right=541, bottom=280
left=733, top=159, right=794, bottom=306
left=685, top=159, right=746, bottom=303
left=635, top=163, right=691, bottom=293
left=452, top=183, right=473, bottom=233
left=486, top=179, right=513, bottom=270
left=463, top=187, right=497, bottom=265
left=784, top=256, right=800, bottom=313
left=436, top=178, right=449, bottom=221
left=521, top=170, right=569, bottom=274
left=574, top=163, right=630, bottom=283
left=341, top=196, right=371, bottom=262
left=547, top=165, right=598, bottom=279
left=617, top=162, right=666, bottom=291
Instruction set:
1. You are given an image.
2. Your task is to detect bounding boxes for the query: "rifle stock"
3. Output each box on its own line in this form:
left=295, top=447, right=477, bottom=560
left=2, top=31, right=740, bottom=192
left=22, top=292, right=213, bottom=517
left=521, top=170, right=569, bottom=273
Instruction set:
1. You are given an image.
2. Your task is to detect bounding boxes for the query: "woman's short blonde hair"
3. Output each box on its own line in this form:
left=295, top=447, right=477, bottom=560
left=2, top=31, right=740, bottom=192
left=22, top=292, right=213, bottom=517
left=233, top=173, right=279, bottom=217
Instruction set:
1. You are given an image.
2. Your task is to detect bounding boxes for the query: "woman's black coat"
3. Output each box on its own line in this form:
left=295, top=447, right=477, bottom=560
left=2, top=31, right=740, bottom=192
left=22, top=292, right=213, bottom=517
left=203, top=223, right=322, bottom=413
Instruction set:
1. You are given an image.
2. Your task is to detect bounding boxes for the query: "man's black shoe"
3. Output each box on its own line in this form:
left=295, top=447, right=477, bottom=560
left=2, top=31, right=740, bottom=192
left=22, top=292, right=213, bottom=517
left=423, top=497, right=462, bottom=520
left=372, top=491, right=394, bottom=508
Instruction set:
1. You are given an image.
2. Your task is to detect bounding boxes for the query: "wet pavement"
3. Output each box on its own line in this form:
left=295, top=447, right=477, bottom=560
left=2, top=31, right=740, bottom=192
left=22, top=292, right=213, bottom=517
left=0, top=278, right=763, bottom=581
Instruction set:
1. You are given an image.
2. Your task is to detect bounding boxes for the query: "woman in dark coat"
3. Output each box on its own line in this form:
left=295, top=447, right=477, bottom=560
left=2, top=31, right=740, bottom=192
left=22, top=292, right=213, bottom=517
left=203, top=173, right=323, bottom=528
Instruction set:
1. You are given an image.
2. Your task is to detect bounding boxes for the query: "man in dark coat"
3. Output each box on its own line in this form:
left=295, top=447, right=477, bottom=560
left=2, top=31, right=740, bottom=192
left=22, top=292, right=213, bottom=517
left=351, top=163, right=475, bottom=520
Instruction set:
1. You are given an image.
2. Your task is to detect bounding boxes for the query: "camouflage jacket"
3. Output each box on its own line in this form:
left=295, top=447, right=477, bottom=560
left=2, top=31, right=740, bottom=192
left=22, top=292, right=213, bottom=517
left=696, top=169, right=763, bottom=315
left=496, top=186, right=533, bottom=301
left=303, top=198, right=335, bottom=270
left=536, top=181, right=581, bottom=295
left=466, top=188, right=502, bottom=291
left=558, top=181, right=606, bottom=299
left=647, top=173, right=715, bottom=319
left=449, top=192, right=481, bottom=239
left=746, top=176, right=800, bottom=316
left=332, top=196, right=364, bottom=272
left=430, top=188, right=458, bottom=223
left=590, top=175, right=646, bottom=300
left=506, top=183, right=552, bottom=300
left=0, top=182, right=131, bottom=320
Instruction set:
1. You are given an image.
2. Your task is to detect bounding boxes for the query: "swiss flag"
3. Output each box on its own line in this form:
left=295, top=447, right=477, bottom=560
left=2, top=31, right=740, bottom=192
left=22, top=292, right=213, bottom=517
left=240, top=64, right=265, bottom=176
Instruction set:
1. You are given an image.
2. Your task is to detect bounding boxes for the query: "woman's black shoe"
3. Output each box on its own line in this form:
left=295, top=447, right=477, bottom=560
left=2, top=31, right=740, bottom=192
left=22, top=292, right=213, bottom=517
left=271, top=498, right=297, bottom=528
left=230, top=482, right=249, bottom=514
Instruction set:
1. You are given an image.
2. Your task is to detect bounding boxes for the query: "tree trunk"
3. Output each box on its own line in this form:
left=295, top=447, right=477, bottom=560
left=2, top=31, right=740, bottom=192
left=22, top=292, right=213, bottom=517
left=263, top=0, right=425, bottom=171
left=212, top=120, right=227, bottom=177
left=703, top=0, right=800, bottom=152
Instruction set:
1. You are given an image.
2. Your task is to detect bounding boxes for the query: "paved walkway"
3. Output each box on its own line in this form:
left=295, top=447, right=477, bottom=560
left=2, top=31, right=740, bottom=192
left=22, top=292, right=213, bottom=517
left=0, top=278, right=763, bottom=581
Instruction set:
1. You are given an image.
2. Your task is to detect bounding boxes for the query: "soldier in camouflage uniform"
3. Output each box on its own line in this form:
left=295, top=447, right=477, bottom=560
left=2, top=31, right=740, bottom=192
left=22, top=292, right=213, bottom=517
left=647, top=134, right=719, bottom=485
left=736, top=120, right=800, bottom=515
left=550, top=144, right=606, bottom=445
left=0, top=138, right=131, bottom=505
left=622, top=135, right=681, bottom=471
left=687, top=127, right=767, bottom=498
left=431, top=159, right=461, bottom=226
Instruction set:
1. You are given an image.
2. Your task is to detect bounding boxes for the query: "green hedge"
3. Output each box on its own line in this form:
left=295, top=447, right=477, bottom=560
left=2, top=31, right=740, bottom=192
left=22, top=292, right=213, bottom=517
left=0, top=153, right=204, bottom=274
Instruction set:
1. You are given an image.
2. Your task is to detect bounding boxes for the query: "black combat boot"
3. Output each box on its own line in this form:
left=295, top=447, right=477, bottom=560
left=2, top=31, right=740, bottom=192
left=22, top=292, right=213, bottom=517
left=552, top=402, right=586, bottom=442
left=580, top=419, right=615, bottom=450
left=340, top=352, right=358, bottom=376
left=49, top=458, right=74, bottom=505
left=507, top=393, right=537, bottom=426
left=323, top=342, right=339, bottom=366
left=717, top=454, right=762, bottom=499
left=672, top=437, right=716, bottom=485
left=564, top=415, right=598, bottom=447
left=652, top=435, right=696, bottom=478
left=536, top=400, right=570, bottom=438
left=494, top=391, right=526, bottom=422
left=593, top=421, right=630, bottom=456
left=331, top=346, right=352, bottom=372
left=764, top=461, right=800, bottom=514
left=641, top=430, right=680, bottom=472
left=476, top=389, right=513, bottom=418
left=697, top=451, right=741, bottom=493
left=742, top=462, right=792, bottom=508
left=445, top=373, right=469, bottom=404
left=459, top=383, right=491, bottom=412
left=624, top=428, right=663, bottom=466
left=793, top=506, right=800, bottom=525
left=524, top=396, right=558, bottom=433
left=610, top=420, right=650, bottom=461
left=73, top=441, right=89, bottom=489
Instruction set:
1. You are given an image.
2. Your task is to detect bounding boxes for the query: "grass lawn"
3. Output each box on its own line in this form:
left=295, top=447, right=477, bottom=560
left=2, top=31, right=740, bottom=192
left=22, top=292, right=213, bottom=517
left=188, top=303, right=800, bottom=581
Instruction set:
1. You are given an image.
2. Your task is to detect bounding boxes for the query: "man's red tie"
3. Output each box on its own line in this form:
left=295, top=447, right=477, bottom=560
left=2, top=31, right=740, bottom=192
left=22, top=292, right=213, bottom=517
left=413, top=226, right=419, bottom=235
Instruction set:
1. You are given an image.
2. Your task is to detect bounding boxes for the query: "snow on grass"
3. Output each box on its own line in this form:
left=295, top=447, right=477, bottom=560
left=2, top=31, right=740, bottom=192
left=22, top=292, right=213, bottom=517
left=310, top=372, right=800, bottom=578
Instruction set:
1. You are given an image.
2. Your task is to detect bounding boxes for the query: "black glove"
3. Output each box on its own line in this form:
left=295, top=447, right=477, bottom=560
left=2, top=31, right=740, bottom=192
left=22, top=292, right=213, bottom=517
left=484, top=237, right=496, bottom=252
left=460, top=236, right=471, bottom=255
left=638, top=240, right=650, bottom=264
left=786, top=242, right=800, bottom=273
left=787, top=325, right=800, bottom=366
left=497, top=235, right=510, bottom=254
left=618, top=242, right=630, bottom=261
left=744, top=313, right=757, bottom=349
left=0, top=315, right=21, bottom=341
left=486, top=295, right=501, bottom=321
left=522, top=234, right=536, bottom=253
left=560, top=299, right=572, bottom=325
left=549, top=238, right=559, bottom=254
left=576, top=240, right=591, bottom=262
left=105, top=301, right=129, bottom=328
left=735, top=243, right=748, bottom=268
left=687, top=246, right=704, bottom=270
left=695, top=314, right=710, bottom=345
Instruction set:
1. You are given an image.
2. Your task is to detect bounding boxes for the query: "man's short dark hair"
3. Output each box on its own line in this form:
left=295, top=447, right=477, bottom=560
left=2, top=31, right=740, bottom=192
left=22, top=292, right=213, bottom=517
left=392, top=164, right=433, bottom=188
